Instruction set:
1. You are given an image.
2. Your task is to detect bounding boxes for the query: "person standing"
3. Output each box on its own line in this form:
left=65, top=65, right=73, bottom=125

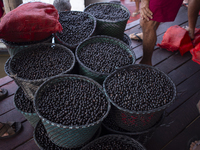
left=53, top=0, right=71, bottom=12
left=130, top=0, right=183, bottom=66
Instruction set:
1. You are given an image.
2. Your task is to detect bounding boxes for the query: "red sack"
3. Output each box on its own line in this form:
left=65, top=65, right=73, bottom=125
left=190, top=43, right=200, bottom=65
left=157, top=25, right=194, bottom=56
left=0, top=2, right=63, bottom=42
left=193, top=28, right=200, bottom=47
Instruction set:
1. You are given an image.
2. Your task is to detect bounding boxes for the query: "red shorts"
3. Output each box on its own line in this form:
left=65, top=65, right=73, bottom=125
left=149, top=0, right=183, bottom=22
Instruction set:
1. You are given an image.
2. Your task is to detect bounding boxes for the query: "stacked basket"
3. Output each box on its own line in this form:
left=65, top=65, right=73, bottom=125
left=75, top=35, right=136, bottom=84
left=102, top=64, right=176, bottom=144
left=33, top=74, right=111, bottom=149
left=5, top=43, right=76, bottom=127
left=84, top=2, right=130, bottom=40
left=55, top=11, right=96, bottom=52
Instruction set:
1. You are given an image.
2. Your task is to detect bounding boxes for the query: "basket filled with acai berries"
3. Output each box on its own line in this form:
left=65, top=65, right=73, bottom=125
left=103, top=64, right=176, bottom=132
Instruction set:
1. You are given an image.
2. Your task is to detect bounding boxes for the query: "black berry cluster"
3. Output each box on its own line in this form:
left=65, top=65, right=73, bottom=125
left=10, top=45, right=74, bottom=80
left=36, top=78, right=108, bottom=126
left=77, top=42, right=133, bottom=74
left=14, top=87, right=35, bottom=113
left=104, top=67, right=175, bottom=111
left=56, top=11, right=95, bottom=46
left=35, top=121, right=79, bottom=150
left=85, top=4, right=129, bottom=21
left=82, top=137, right=137, bottom=150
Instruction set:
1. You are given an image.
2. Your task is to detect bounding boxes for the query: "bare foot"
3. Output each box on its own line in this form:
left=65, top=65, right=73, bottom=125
left=185, top=26, right=195, bottom=40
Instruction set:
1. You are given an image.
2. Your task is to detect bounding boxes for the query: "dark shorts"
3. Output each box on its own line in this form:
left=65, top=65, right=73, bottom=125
left=149, top=0, right=183, bottom=22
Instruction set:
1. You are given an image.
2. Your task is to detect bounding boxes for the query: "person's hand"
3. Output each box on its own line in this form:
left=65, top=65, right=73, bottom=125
left=140, top=0, right=153, bottom=21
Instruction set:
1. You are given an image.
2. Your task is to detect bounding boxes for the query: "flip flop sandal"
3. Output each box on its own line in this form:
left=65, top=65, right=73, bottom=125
left=131, top=12, right=140, bottom=17
left=0, top=88, right=8, bottom=101
left=188, top=135, right=200, bottom=150
left=129, top=33, right=143, bottom=42
left=0, top=122, right=22, bottom=139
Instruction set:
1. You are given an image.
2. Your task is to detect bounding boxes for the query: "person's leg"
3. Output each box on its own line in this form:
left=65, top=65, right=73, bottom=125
left=140, top=19, right=160, bottom=66
left=135, top=0, right=140, bottom=13
left=187, top=0, right=200, bottom=39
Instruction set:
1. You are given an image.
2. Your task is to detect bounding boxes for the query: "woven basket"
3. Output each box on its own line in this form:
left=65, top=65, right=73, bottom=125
left=14, top=87, right=40, bottom=128
left=75, top=35, right=136, bottom=84
left=1, top=35, right=52, bottom=57
left=84, top=2, right=130, bottom=40
left=103, top=64, right=176, bottom=132
left=81, top=134, right=146, bottom=150
left=55, top=11, right=96, bottom=51
left=123, top=33, right=132, bottom=47
left=34, top=74, right=111, bottom=148
left=33, top=120, right=102, bottom=150
left=8, top=43, right=75, bottom=101
left=102, top=110, right=165, bottom=145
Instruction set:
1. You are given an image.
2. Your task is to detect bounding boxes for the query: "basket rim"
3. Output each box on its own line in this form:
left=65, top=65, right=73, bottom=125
left=75, top=35, right=136, bottom=76
left=1, top=34, right=53, bottom=46
left=103, top=64, right=177, bottom=115
left=8, top=43, right=76, bottom=82
left=84, top=2, right=130, bottom=23
left=80, top=134, right=146, bottom=150
left=33, top=74, right=111, bottom=129
left=102, top=111, right=165, bottom=135
left=4, top=57, right=11, bottom=77
left=55, top=11, right=97, bottom=49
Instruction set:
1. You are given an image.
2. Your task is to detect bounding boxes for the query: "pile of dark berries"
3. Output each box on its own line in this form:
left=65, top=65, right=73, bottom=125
left=81, top=136, right=138, bottom=150
left=36, top=77, right=108, bottom=126
left=104, top=66, right=175, bottom=111
left=77, top=42, right=133, bottom=74
left=56, top=11, right=95, bottom=46
left=85, top=4, right=129, bottom=21
left=14, top=87, right=35, bottom=113
left=34, top=120, right=79, bottom=150
left=10, top=44, right=74, bottom=80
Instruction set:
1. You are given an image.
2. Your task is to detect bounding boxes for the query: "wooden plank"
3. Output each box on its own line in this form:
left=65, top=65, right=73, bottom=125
left=14, top=139, right=40, bottom=150
left=0, top=95, right=15, bottom=115
left=155, top=51, right=192, bottom=74
left=162, top=115, right=200, bottom=150
left=0, top=76, right=13, bottom=86
left=0, top=108, right=26, bottom=122
left=165, top=70, right=200, bottom=115
left=145, top=89, right=200, bottom=150
left=0, top=121, right=34, bottom=150
left=168, top=60, right=200, bottom=85
left=0, top=81, right=18, bottom=97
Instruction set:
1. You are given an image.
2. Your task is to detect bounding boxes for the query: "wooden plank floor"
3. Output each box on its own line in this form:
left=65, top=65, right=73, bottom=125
left=0, top=5, right=200, bottom=150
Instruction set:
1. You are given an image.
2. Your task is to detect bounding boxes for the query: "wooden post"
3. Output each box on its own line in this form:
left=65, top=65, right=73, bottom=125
left=3, top=0, right=23, bottom=14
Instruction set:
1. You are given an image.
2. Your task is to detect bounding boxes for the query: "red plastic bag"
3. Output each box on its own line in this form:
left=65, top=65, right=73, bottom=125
left=157, top=25, right=194, bottom=56
left=190, top=43, right=200, bottom=65
left=0, top=2, right=63, bottom=42
left=193, top=28, right=200, bottom=47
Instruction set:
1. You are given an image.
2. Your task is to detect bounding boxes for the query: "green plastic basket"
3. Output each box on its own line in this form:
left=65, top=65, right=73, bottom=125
left=75, top=35, right=136, bottom=84
left=103, top=64, right=176, bottom=132
left=1, top=35, right=52, bottom=57
left=8, top=43, right=75, bottom=101
left=81, top=134, right=146, bottom=150
left=55, top=11, right=96, bottom=51
left=33, top=120, right=102, bottom=150
left=14, top=87, right=40, bottom=128
left=84, top=2, right=130, bottom=40
left=102, top=110, right=165, bottom=145
left=34, top=74, right=111, bottom=148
